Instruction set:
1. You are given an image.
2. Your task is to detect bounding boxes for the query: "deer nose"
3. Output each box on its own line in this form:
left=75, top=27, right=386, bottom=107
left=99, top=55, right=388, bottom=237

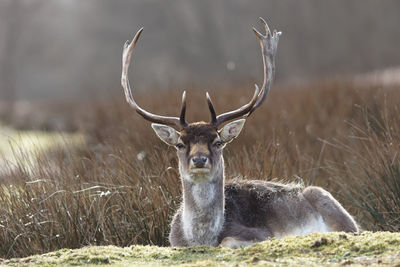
left=192, top=156, right=208, bottom=168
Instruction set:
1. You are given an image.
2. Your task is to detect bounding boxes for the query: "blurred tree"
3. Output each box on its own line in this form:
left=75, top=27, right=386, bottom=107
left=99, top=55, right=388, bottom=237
left=1, top=0, right=400, bottom=103
left=0, top=0, right=20, bottom=122
left=0, top=0, right=45, bottom=122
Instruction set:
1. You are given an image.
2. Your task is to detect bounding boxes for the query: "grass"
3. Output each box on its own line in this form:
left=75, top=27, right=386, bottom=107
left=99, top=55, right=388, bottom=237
left=2, top=232, right=400, bottom=266
left=0, top=78, right=399, bottom=259
left=0, top=124, right=84, bottom=173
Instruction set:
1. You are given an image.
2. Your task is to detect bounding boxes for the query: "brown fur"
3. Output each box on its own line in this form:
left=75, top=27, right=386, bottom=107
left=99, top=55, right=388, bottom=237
left=180, top=122, right=218, bottom=144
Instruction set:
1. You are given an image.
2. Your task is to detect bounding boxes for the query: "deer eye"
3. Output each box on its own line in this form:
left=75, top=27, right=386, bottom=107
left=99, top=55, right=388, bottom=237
left=176, top=143, right=185, bottom=149
left=213, top=141, right=223, bottom=148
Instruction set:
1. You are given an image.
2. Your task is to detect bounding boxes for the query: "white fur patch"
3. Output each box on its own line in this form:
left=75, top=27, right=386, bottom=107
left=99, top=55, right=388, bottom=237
left=181, top=182, right=224, bottom=246
left=192, top=183, right=215, bottom=208
left=182, top=208, right=194, bottom=240
left=220, top=237, right=255, bottom=249
left=276, top=215, right=331, bottom=238
left=182, top=207, right=223, bottom=246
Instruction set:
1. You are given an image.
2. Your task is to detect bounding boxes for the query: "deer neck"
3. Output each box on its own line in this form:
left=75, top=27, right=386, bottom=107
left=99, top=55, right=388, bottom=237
left=180, top=159, right=225, bottom=246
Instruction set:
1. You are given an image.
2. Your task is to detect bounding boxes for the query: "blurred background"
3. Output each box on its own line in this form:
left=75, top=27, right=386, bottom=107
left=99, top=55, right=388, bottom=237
left=1, top=0, right=400, bottom=113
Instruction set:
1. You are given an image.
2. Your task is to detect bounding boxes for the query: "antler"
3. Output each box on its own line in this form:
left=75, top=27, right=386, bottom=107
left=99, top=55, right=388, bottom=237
left=121, top=28, right=188, bottom=129
left=207, top=17, right=281, bottom=127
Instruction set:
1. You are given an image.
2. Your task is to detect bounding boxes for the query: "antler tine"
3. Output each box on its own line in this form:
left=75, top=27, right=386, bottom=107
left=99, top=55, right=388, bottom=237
left=213, top=86, right=260, bottom=127
left=206, top=92, right=217, bottom=125
left=180, top=91, right=188, bottom=127
left=121, top=28, right=185, bottom=129
left=213, top=18, right=281, bottom=127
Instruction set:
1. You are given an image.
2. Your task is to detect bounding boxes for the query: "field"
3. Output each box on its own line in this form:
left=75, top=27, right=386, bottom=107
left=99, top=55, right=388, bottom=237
left=0, top=78, right=399, bottom=260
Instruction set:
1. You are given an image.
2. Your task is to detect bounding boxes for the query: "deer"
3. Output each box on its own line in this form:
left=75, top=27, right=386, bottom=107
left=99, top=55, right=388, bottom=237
left=121, top=18, right=359, bottom=249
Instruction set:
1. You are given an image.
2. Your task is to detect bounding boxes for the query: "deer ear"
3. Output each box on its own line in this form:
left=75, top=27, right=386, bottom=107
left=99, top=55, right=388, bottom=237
left=151, top=123, right=180, bottom=146
left=219, top=119, right=246, bottom=143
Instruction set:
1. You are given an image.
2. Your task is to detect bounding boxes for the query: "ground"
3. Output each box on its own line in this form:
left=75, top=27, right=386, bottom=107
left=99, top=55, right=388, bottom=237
left=1, top=232, right=400, bottom=266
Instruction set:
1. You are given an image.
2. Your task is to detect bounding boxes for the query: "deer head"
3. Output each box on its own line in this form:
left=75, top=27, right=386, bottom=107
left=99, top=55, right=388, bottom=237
left=121, top=18, right=281, bottom=183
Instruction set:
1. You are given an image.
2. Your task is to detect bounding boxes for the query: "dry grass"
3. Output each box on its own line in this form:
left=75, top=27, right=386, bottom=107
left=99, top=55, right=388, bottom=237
left=0, top=79, right=399, bottom=258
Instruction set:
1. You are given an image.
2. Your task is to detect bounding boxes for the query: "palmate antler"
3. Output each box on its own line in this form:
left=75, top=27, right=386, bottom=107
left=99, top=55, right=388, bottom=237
left=121, top=17, right=280, bottom=129
left=207, top=17, right=281, bottom=127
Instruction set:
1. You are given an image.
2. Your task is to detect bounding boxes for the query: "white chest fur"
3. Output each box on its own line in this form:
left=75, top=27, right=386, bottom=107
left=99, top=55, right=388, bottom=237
left=182, top=183, right=224, bottom=246
left=192, top=183, right=216, bottom=208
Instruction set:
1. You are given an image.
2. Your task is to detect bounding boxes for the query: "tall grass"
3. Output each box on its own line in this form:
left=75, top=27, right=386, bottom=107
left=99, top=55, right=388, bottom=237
left=0, top=79, right=399, bottom=258
left=325, top=98, right=400, bottom=231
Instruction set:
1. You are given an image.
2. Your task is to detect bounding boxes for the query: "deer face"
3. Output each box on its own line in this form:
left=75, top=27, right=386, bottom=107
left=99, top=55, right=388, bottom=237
left=152, top=120, right=246, bottom=183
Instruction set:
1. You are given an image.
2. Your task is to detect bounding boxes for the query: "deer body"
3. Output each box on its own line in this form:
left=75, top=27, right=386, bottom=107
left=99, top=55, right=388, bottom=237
left=121, top=18, right=358, bottom=248
left=165, top=123, right=357, bottom=248
left=170, top=180, right=328, bottom=247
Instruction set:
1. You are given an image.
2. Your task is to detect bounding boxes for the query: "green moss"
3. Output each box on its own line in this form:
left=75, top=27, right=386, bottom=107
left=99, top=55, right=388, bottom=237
left=1, top=232, right=400, bottom=266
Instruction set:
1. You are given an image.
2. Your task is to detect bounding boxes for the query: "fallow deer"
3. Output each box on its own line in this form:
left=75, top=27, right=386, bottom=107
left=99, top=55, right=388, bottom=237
left=121, top=18, right=358, bottom=248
